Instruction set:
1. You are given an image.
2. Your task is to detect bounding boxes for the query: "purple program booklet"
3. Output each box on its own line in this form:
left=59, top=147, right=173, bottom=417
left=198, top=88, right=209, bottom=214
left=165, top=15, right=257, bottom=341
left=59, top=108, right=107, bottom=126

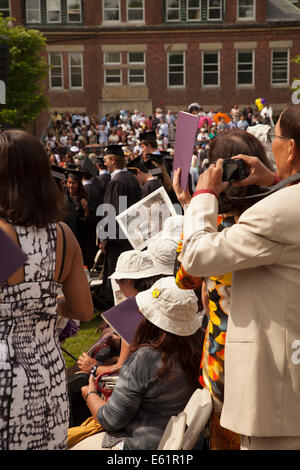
left=173, top=111, right=199, bottom=190
left=0, top=228, right=27, bottom=285
left=101, top=296, right=143, bottom=345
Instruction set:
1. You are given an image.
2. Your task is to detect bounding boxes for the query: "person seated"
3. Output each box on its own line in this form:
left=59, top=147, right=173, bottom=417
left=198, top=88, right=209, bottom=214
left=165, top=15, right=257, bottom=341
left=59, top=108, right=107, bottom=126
left=70, top=276, right=204, bottom=450
left=68, top=250, right=162, bottom=426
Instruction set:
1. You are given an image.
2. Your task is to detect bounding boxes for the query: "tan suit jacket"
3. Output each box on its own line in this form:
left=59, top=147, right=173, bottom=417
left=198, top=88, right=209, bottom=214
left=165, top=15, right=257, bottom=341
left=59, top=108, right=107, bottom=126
left=181, top=185, right=300, bottom=436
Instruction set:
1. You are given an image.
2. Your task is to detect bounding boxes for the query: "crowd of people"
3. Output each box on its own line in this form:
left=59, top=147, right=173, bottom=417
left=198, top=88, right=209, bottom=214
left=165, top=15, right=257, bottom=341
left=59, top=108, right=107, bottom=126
left=1, top=100, right=300, bottom=452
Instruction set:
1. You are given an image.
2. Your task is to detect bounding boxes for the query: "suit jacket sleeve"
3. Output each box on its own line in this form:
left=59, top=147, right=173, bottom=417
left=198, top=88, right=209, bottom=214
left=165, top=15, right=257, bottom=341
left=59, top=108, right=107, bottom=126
left=181, top=193, right=283, bottom=278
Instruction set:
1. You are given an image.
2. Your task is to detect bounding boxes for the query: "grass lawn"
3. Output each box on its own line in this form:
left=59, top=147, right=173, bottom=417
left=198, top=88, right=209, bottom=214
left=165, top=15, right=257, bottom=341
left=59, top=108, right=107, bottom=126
left=62, top=313, right=104, bottom=369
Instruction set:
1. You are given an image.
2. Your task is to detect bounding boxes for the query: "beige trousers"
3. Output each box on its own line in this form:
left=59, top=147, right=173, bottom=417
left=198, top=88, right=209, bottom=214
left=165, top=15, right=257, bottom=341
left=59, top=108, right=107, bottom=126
left=241, top=435, right=300, bottom=450
left=70, top=432, right=123, bottom=450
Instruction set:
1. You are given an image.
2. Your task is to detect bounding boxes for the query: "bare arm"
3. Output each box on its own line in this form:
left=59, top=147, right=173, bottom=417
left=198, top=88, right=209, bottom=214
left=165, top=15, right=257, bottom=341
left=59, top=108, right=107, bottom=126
left=56, top=222, right=94, bottom=322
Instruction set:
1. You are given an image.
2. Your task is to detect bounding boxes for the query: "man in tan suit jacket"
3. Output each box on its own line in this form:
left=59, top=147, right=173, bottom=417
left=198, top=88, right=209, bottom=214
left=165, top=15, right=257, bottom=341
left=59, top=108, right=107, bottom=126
left=179, top=105, right=300, bottom=450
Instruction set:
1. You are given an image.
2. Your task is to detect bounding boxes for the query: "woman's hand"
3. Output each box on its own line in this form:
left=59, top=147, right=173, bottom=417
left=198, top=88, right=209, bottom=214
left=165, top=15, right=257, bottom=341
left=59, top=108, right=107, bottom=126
left=173, top=168, right=192, bottom=208
left=195, top=159, right=228, bottom=196
left=77, top=352, right=98, bottom=373
left=231, top=155, right=277, bottom=187
left=81, top=374, right=97, bottom=401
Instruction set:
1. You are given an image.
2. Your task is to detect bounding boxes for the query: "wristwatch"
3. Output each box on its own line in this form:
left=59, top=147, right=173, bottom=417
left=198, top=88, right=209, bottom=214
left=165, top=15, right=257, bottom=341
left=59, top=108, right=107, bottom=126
left=90, top=365, right=98, bottom=377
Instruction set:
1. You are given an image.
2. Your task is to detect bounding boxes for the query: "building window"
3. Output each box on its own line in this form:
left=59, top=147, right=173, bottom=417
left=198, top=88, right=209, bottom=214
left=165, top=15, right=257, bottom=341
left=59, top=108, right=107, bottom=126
left=187, top=0, right=201, bottom=21
left=128, top=51, right=145, bottom=85
left=104, top=51, right=121, bottom=65
left=26, top=0, right=41, bottom=23
left=104, top=51, right=121, bottom=85
left=127, top=0, right=144, bottom=22
left=46, top=0, right=61, bottom=23
left=271, top=49, right=289, bottom=85
left=237, top=0, right=255, bottom=20
left=237, top=50, right=254, bottom=85
left=67, top=0, right=81, bottom=22
left=208, top=0, right=222, bottom=20
left=168, top=52, right=185, bottom=87
left=166, top=0, right=181, bottom=22
left=104, top=69, right=122, bottom=85
left=202, top=51, right=219, bottom=86
left=103, top=0, right=120, bottom=22
left=69, top=52, right=83, bottom=88
left=0, top=0, right=10, bottom=17
left=49, top=52, right=63, bottom=88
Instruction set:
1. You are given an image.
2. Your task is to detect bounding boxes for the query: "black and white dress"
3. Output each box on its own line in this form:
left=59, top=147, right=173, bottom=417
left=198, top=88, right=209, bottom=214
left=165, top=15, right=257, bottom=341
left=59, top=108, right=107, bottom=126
left=0, top=223, right=69, bottom=450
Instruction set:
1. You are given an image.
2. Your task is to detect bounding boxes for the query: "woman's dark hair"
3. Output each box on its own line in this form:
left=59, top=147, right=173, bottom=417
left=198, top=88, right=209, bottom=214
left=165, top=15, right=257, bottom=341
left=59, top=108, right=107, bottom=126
left=0, top=130, right=65, bottom=228
left=133, top=274, right=163, bottom=292
left=129, top=318, right=204, bottom=387
left=279, top=104, right=300, bottom=151
left=208, top=129, right=272, bottom=213
left=66, top=172, right=87, bottom=202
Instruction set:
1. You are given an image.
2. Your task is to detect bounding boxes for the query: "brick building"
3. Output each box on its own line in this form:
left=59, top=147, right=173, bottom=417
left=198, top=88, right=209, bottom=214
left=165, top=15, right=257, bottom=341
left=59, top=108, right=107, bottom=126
left=5, top=0, right=300, bottom=135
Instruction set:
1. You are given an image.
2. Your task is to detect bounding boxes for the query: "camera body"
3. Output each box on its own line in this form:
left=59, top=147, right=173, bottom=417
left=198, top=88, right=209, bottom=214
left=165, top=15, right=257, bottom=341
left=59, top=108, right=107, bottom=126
left=222, top=158, right=248, bottom=182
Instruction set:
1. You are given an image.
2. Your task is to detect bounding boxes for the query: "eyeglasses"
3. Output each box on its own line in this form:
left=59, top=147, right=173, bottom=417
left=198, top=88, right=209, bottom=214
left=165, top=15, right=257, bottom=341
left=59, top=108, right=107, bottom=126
left=267, top=129, right=293, bottom=144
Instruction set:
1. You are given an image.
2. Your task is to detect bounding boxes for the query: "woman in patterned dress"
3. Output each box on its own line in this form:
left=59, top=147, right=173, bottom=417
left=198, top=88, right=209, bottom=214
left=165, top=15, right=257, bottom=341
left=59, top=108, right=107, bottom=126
left=0, top=129, right=94, bottom=450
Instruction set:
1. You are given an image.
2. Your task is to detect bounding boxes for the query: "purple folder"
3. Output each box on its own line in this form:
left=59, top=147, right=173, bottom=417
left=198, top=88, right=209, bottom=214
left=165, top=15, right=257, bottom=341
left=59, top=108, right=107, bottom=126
left=173, top=111, right=199, bottom=190
left=101, top=296, right=143, bottom=345
left=0, top=228, right=27, bottom=286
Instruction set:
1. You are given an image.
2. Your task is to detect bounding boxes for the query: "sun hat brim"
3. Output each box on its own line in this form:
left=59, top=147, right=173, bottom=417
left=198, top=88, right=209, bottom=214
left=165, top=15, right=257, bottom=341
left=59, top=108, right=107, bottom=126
left=109, top=266, right=161, bottom=280
left=135, top=287, right=202, bottom=337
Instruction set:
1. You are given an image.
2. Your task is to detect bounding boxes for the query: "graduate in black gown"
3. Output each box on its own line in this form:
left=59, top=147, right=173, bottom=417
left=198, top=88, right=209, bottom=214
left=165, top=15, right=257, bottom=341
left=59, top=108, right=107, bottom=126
left=127, top=160, right=163, bottom=198
left=99, top=145, right=141, bottom=304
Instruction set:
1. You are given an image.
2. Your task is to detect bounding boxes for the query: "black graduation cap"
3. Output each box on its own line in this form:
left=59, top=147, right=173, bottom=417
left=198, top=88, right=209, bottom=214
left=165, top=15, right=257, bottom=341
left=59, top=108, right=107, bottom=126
left=103, top=144, right=125, bottom=158
left=51, top=165, right=67, bottom=181
left=81, top=156, right=98, bottom=178
left=139, top=130, right=156, bottom=144
left=127, top=160, right=148, bottom=174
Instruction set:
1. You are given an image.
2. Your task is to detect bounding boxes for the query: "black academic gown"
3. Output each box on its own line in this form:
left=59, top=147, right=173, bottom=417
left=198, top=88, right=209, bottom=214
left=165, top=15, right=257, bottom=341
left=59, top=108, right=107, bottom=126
left=101, top=170, right=141, bottom=302
left=141, top=177, right=163, bottom=198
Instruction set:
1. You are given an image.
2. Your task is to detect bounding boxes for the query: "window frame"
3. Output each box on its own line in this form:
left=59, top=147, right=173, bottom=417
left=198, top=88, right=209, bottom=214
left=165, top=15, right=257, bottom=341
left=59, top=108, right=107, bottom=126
left=202, top=50, right=220, bottom=87
left=166, top=0, right=181, bottom=22
left=127, top=0, right=144, bottom=22
left=104, top=51, right=122, bottom=65
left=271, top=48, right=289, bottom=86
left=104, top=68, right=122, bottom=86
left=26, top=0, right=41, bottom=23
left=67, top=0, right=82, bottom=23
left=0, top=0, right=10, bottom=18
left=207, top=0, right=222, bottom=21
left=237, top=0, right=255, bottom=21
left=167, top=50, right=185, bottom=88
left=102, top=0, right=121, bottom=23
left=49, top=51, right=64, bottom=90
left=236, top=49, right=255, bottom=87
left=46, top=0, right=62, bottom=23
left=69, top=52, right=83, bottom=89
left=127, top=51, right=145, bottom=86
left=187, top=0, right=201, bottom=22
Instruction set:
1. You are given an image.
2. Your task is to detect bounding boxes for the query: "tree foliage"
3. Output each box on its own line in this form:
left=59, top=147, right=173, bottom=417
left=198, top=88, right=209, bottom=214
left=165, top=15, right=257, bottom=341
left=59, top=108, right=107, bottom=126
left=0, top=16, right=49, bottom=128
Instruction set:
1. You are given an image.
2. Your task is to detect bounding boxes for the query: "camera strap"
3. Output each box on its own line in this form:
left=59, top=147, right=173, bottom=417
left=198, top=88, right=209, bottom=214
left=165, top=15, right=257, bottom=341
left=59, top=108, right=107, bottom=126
left=228, top=172, right=300, bottom=200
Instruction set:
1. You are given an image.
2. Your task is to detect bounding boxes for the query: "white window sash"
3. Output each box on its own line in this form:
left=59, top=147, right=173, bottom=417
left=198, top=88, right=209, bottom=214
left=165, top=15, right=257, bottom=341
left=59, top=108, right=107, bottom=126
left=49, top=52, right=63, bottom=89
left=0, top=0, right=10, bottom=17
left=207, top=0, right=222, bottom=21
left=271, top=49, right=289, bottom=85
left=26, top=0, right=41, bottom=23
left=69, top=52, right=83, bottom=89
left=127, top=0, right=144, bottom=22
left=67, top=0, right=82, bottom=23
left=168, top=51, right=185, bottom=87
left=166, top=0, right=181, bottom=22
left=103, top=0, right=121, bottom=22
left=104, top=69, right=122, bottom=86
left=236, top=49, right=254, bottom=86
left=202, top=50, right=220, bottom=87
left=187, top=0, right=201, bottom=21
left=46, top=0, right=61, bottom=23
left=237, top=0, right=255, bottom=20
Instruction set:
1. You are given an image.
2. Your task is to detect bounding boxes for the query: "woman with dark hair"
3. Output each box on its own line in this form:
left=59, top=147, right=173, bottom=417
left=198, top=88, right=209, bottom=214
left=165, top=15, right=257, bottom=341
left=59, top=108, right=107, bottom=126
left=70, top=276, right=204, bottom=450
left=173, top=129, right=272, bottom=450
left=0, top=130, right=93, bottom=450
left=64, top=171, right=96, bottom=269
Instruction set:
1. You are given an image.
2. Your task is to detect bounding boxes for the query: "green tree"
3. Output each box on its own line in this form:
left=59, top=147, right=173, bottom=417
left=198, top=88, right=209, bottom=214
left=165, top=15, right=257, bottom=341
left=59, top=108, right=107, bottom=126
left=0, top=16, right=49, bottom=128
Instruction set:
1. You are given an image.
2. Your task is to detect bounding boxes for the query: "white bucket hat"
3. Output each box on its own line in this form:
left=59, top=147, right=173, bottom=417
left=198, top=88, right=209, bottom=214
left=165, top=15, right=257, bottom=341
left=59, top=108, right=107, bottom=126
left=136, top=276, right=201, bottom=336
left=147, top=238, right=178, bottom=275
left=109, top=250, right=160, bottom=280
left=161, top=215, right=183, bottom=241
